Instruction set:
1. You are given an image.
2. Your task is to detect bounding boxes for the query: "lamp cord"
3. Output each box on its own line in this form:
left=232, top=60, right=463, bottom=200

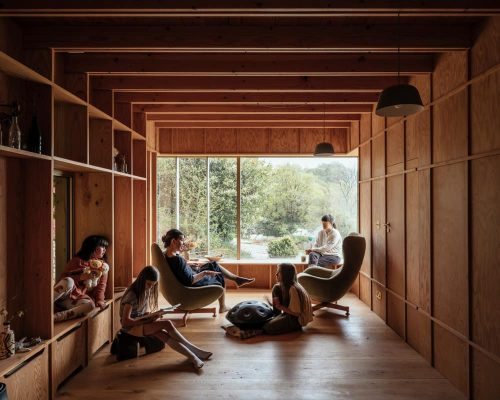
left=397, top=10, right=401, bottom=84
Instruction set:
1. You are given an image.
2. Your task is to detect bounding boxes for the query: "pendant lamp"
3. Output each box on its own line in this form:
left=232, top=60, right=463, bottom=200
left=314, top=103, right=334, bottom=156
left=375, top=12, right=423, bottom=117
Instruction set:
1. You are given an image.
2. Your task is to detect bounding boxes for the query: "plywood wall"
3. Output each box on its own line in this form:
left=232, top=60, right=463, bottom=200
left=157, top=127, right=349, bottom=155
left=354, top=17, right=500, bottom=399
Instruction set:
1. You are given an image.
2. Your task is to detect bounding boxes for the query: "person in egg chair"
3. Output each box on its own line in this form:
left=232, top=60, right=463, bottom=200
left=161, top=229, right=255, bottom=313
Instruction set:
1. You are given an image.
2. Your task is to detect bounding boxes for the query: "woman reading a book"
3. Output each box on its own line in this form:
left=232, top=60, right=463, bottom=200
left=119, top=265, right=212, bottom=370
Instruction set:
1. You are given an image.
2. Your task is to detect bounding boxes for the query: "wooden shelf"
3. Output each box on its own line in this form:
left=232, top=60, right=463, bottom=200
left=88, top=104, right=112, bottom=121
left=0, top=342, right=48, bottom=378
left=53, top=85, right=87, bottom=106
left=0, top=51, right=51, bottom=85
left=112, top=119, right=144, bottom=141
left=0, top=145, right=52, bottom=161
left=53, top=299, right=113, bottom=341
left=53, top=156, right=111, bottom=173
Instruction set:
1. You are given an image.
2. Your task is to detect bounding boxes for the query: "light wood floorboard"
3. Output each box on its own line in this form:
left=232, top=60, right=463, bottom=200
left=56, top=290, right=465, bottom=400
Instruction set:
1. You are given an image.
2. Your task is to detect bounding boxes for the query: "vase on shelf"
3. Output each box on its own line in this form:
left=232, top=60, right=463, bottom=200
left=7, top=115, right=21, bottom=150
left=0, top=323, right=15, bottom=359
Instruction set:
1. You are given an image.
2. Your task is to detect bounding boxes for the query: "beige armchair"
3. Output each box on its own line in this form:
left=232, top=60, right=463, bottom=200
left=297, top=233, right=366, bottom=316
left=151, top=243, right=224, bottom=325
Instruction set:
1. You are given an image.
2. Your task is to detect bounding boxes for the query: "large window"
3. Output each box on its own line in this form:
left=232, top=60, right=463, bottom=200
left=157, top=157, right=357, bottom=262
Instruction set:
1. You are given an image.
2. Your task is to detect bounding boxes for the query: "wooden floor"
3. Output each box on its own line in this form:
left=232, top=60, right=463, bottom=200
left=56, top=290, right=465, bottom=400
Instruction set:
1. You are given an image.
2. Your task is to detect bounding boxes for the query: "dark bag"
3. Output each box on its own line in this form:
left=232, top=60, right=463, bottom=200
left=111, top=331, right=165, bottom=361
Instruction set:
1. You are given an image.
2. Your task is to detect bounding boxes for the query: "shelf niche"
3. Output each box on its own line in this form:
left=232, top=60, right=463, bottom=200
left=0, top=156, right=53, bottom=339
left=54, top=102, right=88, bottom=164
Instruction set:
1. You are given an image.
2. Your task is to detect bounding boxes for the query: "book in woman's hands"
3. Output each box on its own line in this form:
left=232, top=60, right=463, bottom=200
left=160, top=304, right=181, bottom=313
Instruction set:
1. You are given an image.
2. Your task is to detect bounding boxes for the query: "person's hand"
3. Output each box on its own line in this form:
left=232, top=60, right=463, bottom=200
left=97, top=301, right=106, bottom=310
left=273, top=297, right=281, bottom=308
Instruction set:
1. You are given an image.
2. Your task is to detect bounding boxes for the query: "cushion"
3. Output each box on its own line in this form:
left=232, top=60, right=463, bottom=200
left=226, top=300, right=274, bottom=329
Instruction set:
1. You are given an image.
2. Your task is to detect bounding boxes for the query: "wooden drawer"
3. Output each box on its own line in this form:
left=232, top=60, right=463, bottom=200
left=88, top=305, right=112, bottom=356
left=52, top=323, right=86, bottom=390
left=3, top=348, right=49, bottom=400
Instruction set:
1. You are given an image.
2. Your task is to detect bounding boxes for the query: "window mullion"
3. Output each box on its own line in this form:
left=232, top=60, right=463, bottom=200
left=175, top=157, right=180, bottom=229
left=207, top=157, right=210, bottom=254
left=237, top=157, right=241, bottom=260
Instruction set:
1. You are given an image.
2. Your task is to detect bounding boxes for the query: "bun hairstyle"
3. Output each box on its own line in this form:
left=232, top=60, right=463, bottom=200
left=161, top=228, right=184, bottom=248
left=321, top=214, right=337, bottom=229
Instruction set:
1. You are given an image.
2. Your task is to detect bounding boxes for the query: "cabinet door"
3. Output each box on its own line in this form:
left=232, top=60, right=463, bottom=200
left=3, top=348, right=49, bottom=400
left=88, top=305, right=112, bottom=356
left=52, top=324, right=86, bottom=390
left=371, top=178, right=386, bottom=287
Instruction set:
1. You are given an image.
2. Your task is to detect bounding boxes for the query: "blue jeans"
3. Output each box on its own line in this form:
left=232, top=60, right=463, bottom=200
left=308, top=252, right=341, bottom=267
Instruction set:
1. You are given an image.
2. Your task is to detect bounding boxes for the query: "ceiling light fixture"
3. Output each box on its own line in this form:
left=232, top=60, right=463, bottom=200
left=375, top=12, right=424, bottom=117
left=314, top=103, right=334, bottom=156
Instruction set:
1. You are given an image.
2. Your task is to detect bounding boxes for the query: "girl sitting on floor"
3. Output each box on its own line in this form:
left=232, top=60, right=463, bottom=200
left=224, top=263, right=313, bottom=339
left=119, top=265, right=212, bottom=370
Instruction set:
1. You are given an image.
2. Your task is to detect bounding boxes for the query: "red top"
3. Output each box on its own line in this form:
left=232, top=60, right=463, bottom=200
left=60, top=257, right=109, bottom=304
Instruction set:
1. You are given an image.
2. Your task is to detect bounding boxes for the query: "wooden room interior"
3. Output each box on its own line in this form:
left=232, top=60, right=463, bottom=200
left=0, top=2, right=498, bottom=399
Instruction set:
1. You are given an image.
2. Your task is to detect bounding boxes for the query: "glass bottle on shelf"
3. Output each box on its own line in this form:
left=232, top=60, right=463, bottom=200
left=7, top=114, right=21, bottom=149
left=28, top=115, right=42, bottom=153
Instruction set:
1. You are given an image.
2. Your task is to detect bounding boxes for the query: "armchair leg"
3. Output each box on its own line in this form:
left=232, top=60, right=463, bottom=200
left=312, top=302, right=350, bottom=316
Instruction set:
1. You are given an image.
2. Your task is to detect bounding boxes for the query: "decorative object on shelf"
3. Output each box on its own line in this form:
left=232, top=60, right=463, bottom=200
left=15, top=336, right=42, bottom=353
left=7, top=103, right=21, bottom=150
left=28, top=114, right=43, bottom=154
left=0, top=322, right=15, bottom=359
left=314, top=103, right=334, bottom=156
left=0, top=307, right=24, bottom=359
left=375, top=12, right=423, bottom=117
left=0, top=101, right=21, bottom=149
left=114, top=152, right=128, bottom=173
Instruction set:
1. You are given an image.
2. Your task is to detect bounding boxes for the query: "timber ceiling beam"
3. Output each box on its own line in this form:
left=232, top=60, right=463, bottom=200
left=145, top=113, right=361, bottom=122
left=2, top=0, right=499, bottom=17
left=154, top=121, right=352, bottom=128
left=62, top=53, right=433, bottom=76
left=22, top=23, right=472, bottom=52
left=114, top=92, right=380, bottom=104
left=91, top=76, right=405, bottom=92
left=134, top=104, right=372, bottom=114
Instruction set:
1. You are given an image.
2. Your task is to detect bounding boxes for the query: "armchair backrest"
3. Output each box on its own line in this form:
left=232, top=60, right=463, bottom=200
left=150, top=242, right=185, bottom=305
left=336, top=233, right=366, bottom=290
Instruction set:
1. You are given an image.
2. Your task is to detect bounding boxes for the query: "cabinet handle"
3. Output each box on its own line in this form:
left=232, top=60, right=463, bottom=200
left=383, top=222, right=391, bottom=232
left=376, top=221, right=381, bottom=229
left=56, top=322, right=82, bottom=342
left=4, top=348, right=45, bottom=378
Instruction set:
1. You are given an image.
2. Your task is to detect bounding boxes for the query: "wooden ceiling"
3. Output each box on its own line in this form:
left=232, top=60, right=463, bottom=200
left=2, top=1, right=497, bottom=134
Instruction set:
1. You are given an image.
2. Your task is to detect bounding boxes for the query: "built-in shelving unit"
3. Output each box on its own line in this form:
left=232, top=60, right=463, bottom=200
left=0, top=50, right=149, bottom=399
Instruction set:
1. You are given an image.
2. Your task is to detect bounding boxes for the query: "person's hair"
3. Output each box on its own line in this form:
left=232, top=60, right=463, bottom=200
left=124, top=265, right=159, bottom=312
left=321, top=214, right=337, bottom=229
left=76, top=235, right=109, bottom=261
left=277, top=263, right=298, bottom=305
left=161, top=229, right=184, bottom=248
left=277, top=263, right=311, bottom=315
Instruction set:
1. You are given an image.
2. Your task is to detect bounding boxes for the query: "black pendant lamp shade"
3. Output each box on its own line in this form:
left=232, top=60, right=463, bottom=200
left=314, top=142, right=334, bottom=156
left=375, top=83, right=424, bottom=117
